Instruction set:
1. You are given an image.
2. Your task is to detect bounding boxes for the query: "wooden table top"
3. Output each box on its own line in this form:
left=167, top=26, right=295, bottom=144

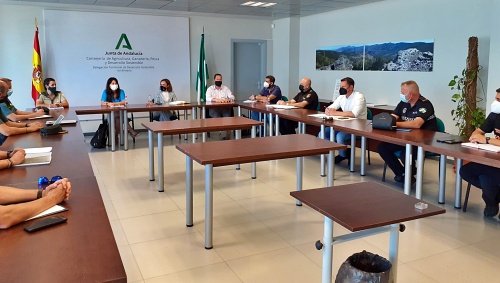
left=142, top=117, right=262, bottom=134
left=291, top=181, right=446, bottom=232
left=0, top=177, right=126, bottom=283
left=176, top=134, right=347, bottom=167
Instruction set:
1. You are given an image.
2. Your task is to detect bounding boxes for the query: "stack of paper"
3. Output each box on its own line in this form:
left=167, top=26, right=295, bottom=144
left=461, top=142, right=500, bottom=152
left=266, top=104, right=297, bottom=109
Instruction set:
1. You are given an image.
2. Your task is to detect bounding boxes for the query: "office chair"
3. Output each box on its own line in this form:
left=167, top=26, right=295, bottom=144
left=382, top=117, right=445, bottom=182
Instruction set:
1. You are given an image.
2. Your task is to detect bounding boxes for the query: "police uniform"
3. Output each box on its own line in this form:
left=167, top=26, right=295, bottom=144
left=460, top=112, right=500, bottom=213
left=279, top=88, right=318, bottom=135
left=0, top=107, right=11, bottom=145
left=378, top=96, right=437, bottom=180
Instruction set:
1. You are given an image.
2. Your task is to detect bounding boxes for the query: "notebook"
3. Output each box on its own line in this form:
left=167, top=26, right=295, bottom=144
left=14, top=153, right=52, bottom=167
left=46, top=114, right=77, bottom=125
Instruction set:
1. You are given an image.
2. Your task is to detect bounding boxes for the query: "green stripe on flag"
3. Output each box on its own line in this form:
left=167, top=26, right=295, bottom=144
left=196, top=33, right=209, bottom=103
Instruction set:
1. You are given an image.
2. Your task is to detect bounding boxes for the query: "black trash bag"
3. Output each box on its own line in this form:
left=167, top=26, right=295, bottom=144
left=335, top=250, right=393, bottom=283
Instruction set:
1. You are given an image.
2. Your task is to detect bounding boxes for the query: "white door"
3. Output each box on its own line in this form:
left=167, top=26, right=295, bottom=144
left=232, top=40, right=267, bottom=101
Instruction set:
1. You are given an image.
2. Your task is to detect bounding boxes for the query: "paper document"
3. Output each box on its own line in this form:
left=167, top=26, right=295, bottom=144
left=26, top=205, right=67, bottom=221
left=308, top=113, right=327, bottom=118
left=366, top=103, right=387, bottom=107
left=243, top=100, right=256, bottom=103
left=46, top=120, right=77, bottom=125
left=307, top=114, right=356, bottom=121
left=461, top=142, right=500, bottom=152
left=266, top=104, right=297, bottom=109
left=49, top=106, right=64, bottom=110
left=169, top=101, right=186, bottom=105
left=24, top=147, right=53, bottom=154
left=109, top=104, right=125, bottom=108
left=15, top=152, right=52, bottom=167
left=28, top=114, right=52, bottom=120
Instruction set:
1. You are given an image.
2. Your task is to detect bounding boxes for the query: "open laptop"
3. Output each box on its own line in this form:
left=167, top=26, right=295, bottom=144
left=46, top=114, right=77, bottom=125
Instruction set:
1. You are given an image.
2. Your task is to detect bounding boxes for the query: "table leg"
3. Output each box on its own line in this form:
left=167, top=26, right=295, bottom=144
left=438, top=155, right=447, bottom=204
left=360, top=136, right=366, bottom=176
left=251, top=126, right=257, bottom=179
left=404, top=144, right=412, bottom=195
left=327, top=150, right=334, bottom=187
left=158, top=133, right=164, bottom=192
left=205, top=164, right=214, bottom=249
left=192, top=106, right=197, bottom=142
left=184, top=108, right=188, bottom=140
left=262, top=112, right=267, bottom=137
left=123, top=109, right=128, bottom=151
left=349, top=134, right=355, bottom=172
left=455, top=158, right=463, bottom=209
left=320, top=125, right=326, bottom=177
left=275, top=114, right=279, bottom=136
left=119, top=111, right=124, bottom=146
left=186, top=155, right=193, bottom=227
left=322, top=217, right=334, bottom=283
left=415, top=146, right=425, bottom=199
left=110, top=112, right=116, bottom=152
left=301, top=122, right=306, bottom=134
left=236, top=106, right=241, bottom=139
left=296, top=156, right=303, bottom=206
left=388, top=223, right=400, bottom=283
left=148, top=130, right=155, bottom=181
left=202, top=106, right=206, bottom=142
left=269, top=113, right=274, bottom=136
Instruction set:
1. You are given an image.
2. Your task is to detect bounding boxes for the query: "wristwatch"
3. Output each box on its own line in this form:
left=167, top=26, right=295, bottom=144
left=486, top=137, right=491, bottom=144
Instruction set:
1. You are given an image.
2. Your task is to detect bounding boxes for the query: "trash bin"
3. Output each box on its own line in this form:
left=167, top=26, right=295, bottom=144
left=335, top=250, right=393, bottom=283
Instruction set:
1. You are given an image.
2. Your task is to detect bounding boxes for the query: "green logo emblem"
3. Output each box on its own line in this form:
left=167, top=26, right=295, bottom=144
left=115, top=33, right=132, bottom=50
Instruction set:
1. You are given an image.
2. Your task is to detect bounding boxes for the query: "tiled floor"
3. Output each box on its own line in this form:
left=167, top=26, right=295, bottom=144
left=86, top=133, right=500, bottom=283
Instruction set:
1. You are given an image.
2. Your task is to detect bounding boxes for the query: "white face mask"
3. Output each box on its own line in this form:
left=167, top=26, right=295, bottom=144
left=263, top=82, right=270, bottom=88
left=110, top=84, right=118, bottom=91
left=491, top=100, right=500, bottom=114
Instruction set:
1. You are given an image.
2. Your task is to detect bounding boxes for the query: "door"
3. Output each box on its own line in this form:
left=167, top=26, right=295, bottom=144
left=232, top=40, right=267, bottom=101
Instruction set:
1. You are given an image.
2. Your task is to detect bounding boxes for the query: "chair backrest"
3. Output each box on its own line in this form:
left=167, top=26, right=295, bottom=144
left=316, top=102, right=321, bottom=111
left=281, top=96, right=288, bottom=102
left=436, top=117, right=445, bottom=133
left=366, top=108, right=373, bottom=120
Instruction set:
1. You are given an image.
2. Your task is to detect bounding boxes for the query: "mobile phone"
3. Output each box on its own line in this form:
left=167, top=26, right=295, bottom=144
left=437, top=139, right=461, bottom=144
left=24, top=216, right=67, bottom=233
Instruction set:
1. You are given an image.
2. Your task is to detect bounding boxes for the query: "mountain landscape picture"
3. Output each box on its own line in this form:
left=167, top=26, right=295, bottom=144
left=316, top=40, right=434, bottom=72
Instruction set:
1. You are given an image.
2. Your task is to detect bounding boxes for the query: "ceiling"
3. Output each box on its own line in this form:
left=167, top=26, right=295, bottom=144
left=9, top=0, right=384, bottom=19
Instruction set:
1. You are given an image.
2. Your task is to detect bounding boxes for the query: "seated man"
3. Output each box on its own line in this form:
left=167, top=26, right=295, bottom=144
left=249, top=75, right=282, bottom=134
left=319, top=77, right=367, bottom=164
left=0, top=78, right=45, bottom=121
left=0, top=81, right=43, bottom=145
left=378, top=80, right=437, bottom=183
left=206, top=73, right=235, bottom=139
left=0, top=178, right=71, bottom=229
left=277, top=78, right=318, bottom=135
left=460, top=89, right=500, bottom=218
left=0, top=148, right=25, bottom=169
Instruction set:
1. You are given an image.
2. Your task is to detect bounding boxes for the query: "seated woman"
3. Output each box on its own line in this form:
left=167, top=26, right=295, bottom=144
left=100, top=77, right=139, bottom=140
left=147, top=79, right=177, bottom=121
left=36, top=78, right=70, bottom=108
left=0, top=148, right=25, bottom=169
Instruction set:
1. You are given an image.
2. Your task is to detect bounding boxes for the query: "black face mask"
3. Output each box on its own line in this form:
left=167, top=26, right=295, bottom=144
left=48, top=87, right=57, bottom=93
left=160, top=86, right=167, bottom=91
left=299, top=85, right=305, bottom=92
left=215, top=81, right=222, bottom=87
left=339, top=87, right=348, bottom=95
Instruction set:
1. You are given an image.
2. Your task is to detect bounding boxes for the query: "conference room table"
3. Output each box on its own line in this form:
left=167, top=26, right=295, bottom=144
left=0, top=108, right=126, bottom=282
left=176, top=134, right=346, bottom=249
left=142, top=117, right=263, bottom=192
left=291, top=181, right=446, bottom=283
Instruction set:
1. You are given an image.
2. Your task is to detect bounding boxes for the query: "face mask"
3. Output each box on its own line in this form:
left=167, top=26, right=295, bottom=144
left=48, top=87, right=57, bottom=93
left=7, top=89, right=13, bottom=97
left=110, top=84, right=118, bottom=91
left=160, top=86, right=167, bottom=92
left=263, top=82, right=270, bottom=88
left=400, top=93, right=410, bottom=103
left=491, top=100, right=500, bottom=114
left=339, top=88, right=347, bottom=95
left=299, top=85, right=305, bottom=92
left=215, top=81, right=222, bottom=87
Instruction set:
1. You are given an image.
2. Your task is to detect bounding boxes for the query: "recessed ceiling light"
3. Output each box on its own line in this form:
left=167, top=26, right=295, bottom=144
left=241, top=1, right=276, bottom=7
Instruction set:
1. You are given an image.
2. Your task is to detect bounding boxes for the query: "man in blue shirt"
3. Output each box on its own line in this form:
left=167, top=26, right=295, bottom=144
left=250, top=75, right=282, bottom=134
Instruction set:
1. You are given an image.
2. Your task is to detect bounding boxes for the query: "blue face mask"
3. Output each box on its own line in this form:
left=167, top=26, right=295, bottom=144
left=400, top=93, right=410, bottom=103
left=7, top=89, right=13, bottom=97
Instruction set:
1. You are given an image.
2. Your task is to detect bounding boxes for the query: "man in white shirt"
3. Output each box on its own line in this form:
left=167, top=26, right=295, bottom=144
left=205, top=73, right=235, bottom=139
left=319, top=77, right=367, bottom=164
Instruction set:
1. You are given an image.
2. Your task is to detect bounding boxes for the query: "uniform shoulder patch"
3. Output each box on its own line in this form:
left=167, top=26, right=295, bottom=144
left=419, top=107, right=427, bottom=113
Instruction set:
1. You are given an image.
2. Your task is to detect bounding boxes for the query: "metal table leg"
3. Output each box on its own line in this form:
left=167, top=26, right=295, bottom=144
left=349, top=134, right=355, bottom=172
left=296, top=155, right=303, bottom=206
left=455, top=159, right=463, bottom=208
left=360, top=136, right=366, bottom=176
left=404, top=144, right=412, bottom=195
left=157, top=133, right=164, bottom=192
left=148, top=130, right=155, bottom=181
left=438, top=155, right=447, bottom=204
left=322, top=217, right=334, bottom=283
left=186, top=155, right=193, bottom=227
left=320, top=125, right=326, bottom=177
left=275, top=114, right=279, bottom=136
left=388, top=223, right=400, bottom=283
left=327, top=150, right=334, bottom=187
left=119, top=110, right=124, bottom=146
left=251, top=126, right=257, bottom=179
left=123, top=109, right=128, bottom=151
left=202, top=106, right=206, bottom=142
left=110, top=112, right=115, bottom=152
left=415, top=146, right=425, bottom=199
left=205, top=164, right=214, bottom=249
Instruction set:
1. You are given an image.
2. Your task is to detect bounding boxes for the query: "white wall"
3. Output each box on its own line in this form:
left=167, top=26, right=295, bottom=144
left=297, top=0, right=493, bottom=134
left=0, top=4, right=273, bottom=111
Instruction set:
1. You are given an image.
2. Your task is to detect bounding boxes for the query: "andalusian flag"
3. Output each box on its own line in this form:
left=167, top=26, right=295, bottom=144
left=32, top=18, right=44, bottom=104
left=196, top=33, right=209, bottom=103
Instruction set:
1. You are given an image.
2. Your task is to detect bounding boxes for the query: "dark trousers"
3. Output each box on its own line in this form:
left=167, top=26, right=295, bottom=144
left=279, top=118, right=297, bottom=135
left=209, top=108, right=232, bottom=118
left=460, top=162, right=500, bottom=207
left=378, top=142, right=418, bottom=177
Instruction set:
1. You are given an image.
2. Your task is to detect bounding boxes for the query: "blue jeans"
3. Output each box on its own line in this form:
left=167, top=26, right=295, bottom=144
left=318, top=128, right=354, bottom=157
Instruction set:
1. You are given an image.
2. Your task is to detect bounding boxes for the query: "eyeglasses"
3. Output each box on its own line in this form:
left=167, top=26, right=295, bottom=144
left=38, top=175, right=63, bottom=187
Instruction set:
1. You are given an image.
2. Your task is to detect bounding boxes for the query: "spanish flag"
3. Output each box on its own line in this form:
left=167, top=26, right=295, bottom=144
left=32, top=18, right=44, bottom=104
